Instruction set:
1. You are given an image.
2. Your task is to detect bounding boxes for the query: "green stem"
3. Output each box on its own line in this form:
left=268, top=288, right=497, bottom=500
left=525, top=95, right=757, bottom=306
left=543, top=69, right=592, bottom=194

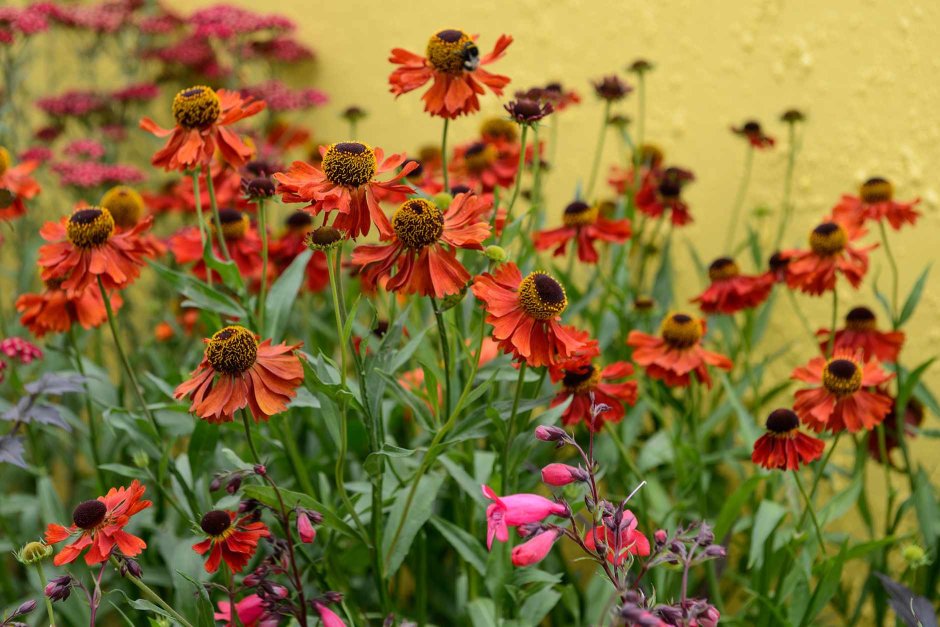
left=827, top=285, right=838, bottom=356
left=109, top=557, right=195, bottom=627
left=724, top=145, right=754, bottom=251
left=35, top=564, right=57, bottom=627
left=585, top=100, right=611, bottom=199
left=431, top=297, right=452, bottom=425
left=501, top=363, right=528, bottom=493
left=793, top=470, right=827, bottom=555
left=496, top=124, right=529, bottom=245
left=191, top=170, right=208, bottom=250
left=774, top=123, right=799, bottom=251
left=798, top=431, right=842, bottom=530
left=786, top=289, right=818, bottom=347
left=441, top=118, right=450, bottom=192
left=877, top=221, right=900, bottom=326
left=67, top=327, right=105, bottom=492
left=205, top=164, right=232, bottom=262
left=256, top=199, right=269, bottom=330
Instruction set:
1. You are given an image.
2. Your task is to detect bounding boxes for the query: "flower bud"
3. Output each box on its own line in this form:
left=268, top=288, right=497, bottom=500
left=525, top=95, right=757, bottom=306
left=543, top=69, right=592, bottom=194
left=226, top=474, right=243, bottom=494
left=45, top=575, right=73, bottom=602
left=902, top=543, right=928, bottom=567
left=654, top=529, right=667, bottom=546
left=534, top=425, right=567, bottom=442
left=13, top=600, right=37, bottom=617
left=297, top=510, right=316, bottom=544
left=431, top=192, right=453, bottom=209
left=132, top=451, right=150, bottom=468
left=511, top=529, right=561, bottom=567
left=304, top=226, right=344, bottom=251
left=16, top=541, right=53, bottom=565
left=120, top=557, right=143, bottom=578
left=702, top=545, right=727, bottom=559
left=253, top=464, right=267, bottom=476
left=209, top=475, right=223, bottom=492
left=540, top=463, right=586, bottom=487
left=484, top=245, right=508, bottom=262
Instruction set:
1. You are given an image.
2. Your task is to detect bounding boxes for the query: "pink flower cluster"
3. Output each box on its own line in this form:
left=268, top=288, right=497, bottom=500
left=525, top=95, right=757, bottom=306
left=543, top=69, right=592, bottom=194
left=36, top=0, right=137, bottom=34
left=63, top=139, right=107, bottom=160
left=243, top=80, right=327, bottom=112
left=0, top=6, right=49, bottom=44
left=136, top=10, right=183, bottom=35
left=36, top=90, right=106, bottom=118
left=189, top=4, right=295, bottom=38
left=19, top=147, right=53, bottom=164
left=1, top=337, right=43, bottom=365
left=51, top=161, right=144, bottom=188
left=248, top=37, right=314, bottom=63
left=112, top=82, right=159, bottom=103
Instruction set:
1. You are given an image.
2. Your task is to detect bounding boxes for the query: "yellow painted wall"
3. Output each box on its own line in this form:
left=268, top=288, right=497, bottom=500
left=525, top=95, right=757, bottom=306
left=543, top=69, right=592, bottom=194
left=171, top=0, right=939, bottom=387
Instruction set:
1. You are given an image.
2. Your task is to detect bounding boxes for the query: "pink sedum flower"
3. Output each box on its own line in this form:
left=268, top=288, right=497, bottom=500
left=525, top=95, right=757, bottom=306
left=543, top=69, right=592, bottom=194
left=482, top=484, right=568, bottom=550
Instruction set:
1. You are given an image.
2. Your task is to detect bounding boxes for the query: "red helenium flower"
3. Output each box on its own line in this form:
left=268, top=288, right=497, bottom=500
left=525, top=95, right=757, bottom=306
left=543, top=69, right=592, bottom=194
left=691, top=257, right=774, bottom=314
left=627, top=313, right=732, bottom=388
left=192, top=509, right=270, bottom=573
left=635, top=166, right=694, bottom=226
left=791, top=348, right=893, bottom=433
left=389, top=29, right=512, bottom=119
left=831, top=177, right=920, bottom=231
left=751, top=409, right=825, bottom=471
left=16, top=279, right=121, bottom=337
left=782, top=219, right=876, bottom=296
left=0, top=146, right=40, bottom=221
left=269, top=211, right=330, bottom=292
left=548, top=342, right=638, bottom=432
left=816, top=306, right=904, bottom=363
left=534, top=200, right=631, bottom=264
left=44, top=480, right=152, bottom=566
left=351, top=193, right=490, bottom=298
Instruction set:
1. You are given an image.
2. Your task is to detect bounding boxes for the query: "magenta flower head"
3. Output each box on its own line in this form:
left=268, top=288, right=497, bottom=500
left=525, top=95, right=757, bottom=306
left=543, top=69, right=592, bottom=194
left=313, top=601, right=346, bottom=627
left=541, top=463, right=587, bottom=486
left=511, top=528, right=562, bottom=567
left=482, top=485, right=569, bottom=550
left=296, top=510, right=316, bottom=544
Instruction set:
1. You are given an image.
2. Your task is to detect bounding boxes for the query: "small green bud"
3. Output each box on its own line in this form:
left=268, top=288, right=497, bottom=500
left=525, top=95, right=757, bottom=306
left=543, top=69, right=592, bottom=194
left=484, top=245, right=508, bottom=262
left=902, top=544, right=928, bottom=568
left=15, top=541, right=53, bottom=565
left=132, top=450, right=150, bottom=469
left=431, top=192, right=453, bottom=209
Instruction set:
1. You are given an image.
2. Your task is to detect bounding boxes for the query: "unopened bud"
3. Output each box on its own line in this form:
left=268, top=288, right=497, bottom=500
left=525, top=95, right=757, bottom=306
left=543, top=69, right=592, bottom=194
left=534, top=425, right=567, bottom=442
left=13, top=600, right=37, bottom=617
left=209, top=475, right=223, bottom=492
left=541, top=463, right=587, bottom=487
left=132, top=451, right=150, bottom=468
left=16, top=541, right=52, bottom=565
left=484, top=245, right=508, bottom=262
left=253, top=464, right=266, bottom=476
left=226, top=475, right=242, bottom=494
left=654, top=529, right=667, bottom=545
left=902, top=544, right=928, bottom=567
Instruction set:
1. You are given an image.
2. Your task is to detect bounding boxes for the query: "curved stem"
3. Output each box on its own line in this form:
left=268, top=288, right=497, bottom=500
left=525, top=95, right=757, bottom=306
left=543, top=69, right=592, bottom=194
left=256, top=199, right=269, bottom=330
left=204, top=164, right=232, bottom=262
left=109, top=557, right=195, bottom=627
left=724, top=145, right=754, bottom=252
left=441, top=118, right=450, bottom=192
left=793, top=470, right=827, bottom=555
left=585, top=101, right=611, bottom=199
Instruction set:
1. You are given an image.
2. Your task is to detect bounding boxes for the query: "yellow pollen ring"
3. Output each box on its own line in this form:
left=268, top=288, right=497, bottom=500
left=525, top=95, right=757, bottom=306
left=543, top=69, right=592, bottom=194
left=660, top=313, right=703, bottom=349
left=66, top=207, right=115, bottom=249
left=809, top=223, right=848, bottom=256
left=172, top=85, right=221, bottom=129
left=426, top=29, right=477, bottom=74
left=205, top=325, right=259, bottom=374
left=393, top=199, right=444, bottom=249
left=518, top=272, right=568, bottom=320
left=322, top=142, right=377, bottom=187
left=821, top=358, right=863, bottom=396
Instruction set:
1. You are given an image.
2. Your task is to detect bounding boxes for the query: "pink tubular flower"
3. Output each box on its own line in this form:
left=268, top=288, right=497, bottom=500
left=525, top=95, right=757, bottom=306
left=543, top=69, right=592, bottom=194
left=582, top=511, right=650, bottom=565
left=540, top=463, right=585, bottom=487
left=214, top=594, right=264, bottom=627
left=482, top=484, right=568, bottom=550
left=313, top=602, right=346, bottom=627
left=297, top=511, right=316, bottom=544
left=511, top=529, right=562, bottom=567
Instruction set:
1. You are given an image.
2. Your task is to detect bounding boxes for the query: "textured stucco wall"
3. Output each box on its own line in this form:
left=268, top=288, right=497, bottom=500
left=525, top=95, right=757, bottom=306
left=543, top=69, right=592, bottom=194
left=176, top=0, right=940, bottom=390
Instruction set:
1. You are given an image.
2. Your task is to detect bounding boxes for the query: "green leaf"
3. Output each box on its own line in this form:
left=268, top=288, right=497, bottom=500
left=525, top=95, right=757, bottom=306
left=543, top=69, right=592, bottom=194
left=149, top=261, right=245, bottom=319
left=264, top=249, right=311, bottom=340
left=748, top=500, right=787, bottom=568
left=819, top=474, right=862, bottom=526
left=518, top=587, right=562, bottom=625
left=898, top=265, right=931, bottom=326
left=203, top=248, right=246, bottom=295
left=714, top=474, right=763, bottom=540
left=98, top=463, right=147, bottom=480
left=383, top=472, right=445, bottom=577
left=897, top=358, right=936, bottom=418
left=466, top=598, right=497, bottom=627
left=242, top=485, right=360, bottom=540
left=430, top=515, right=488, bottom=576
left=363, top=444, right=416, bottom=478
left=188, top=419, right=218, bottom=480
left=913, top=468, right=940, bottom=548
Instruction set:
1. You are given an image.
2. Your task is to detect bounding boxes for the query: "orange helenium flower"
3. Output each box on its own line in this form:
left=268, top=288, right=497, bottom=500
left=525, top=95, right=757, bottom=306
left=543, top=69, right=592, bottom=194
left=0, top=146, right=40, bottom=221
left=471, top=264, right=588, bottom=367
left=816, top=306, right=904, bottom=363
left=16, top=279, right=122, bottom=337
left=691, top=257, right=774, bottom=314
left=627, top=313, right=732, bottom=388
left=274, top=142, right=417, bottom=238
left=37, top=207, right=152, bottom=295
left=751, top=409, right=825, bottom=471
left=351, top=193, right=491, bottom=298
left=449, top=139, right=518, bottom=192
left=534, top=201, right=631, bottom=264
left=389, top=29, right=512, bottom=119
left=168, top=209, right=266, bottom=283
left=782, top=220, right=875, bottom=296
left=44, top=480, right=152, bottom=566
left=192, top=510, right=270, bottom=573
left=140, top=85, right=265, bottom=172
left=174, top=325, right=304, bottom=424
left=791, top=348, right=893, bottom=433
left=831, top=177, right=920, bottom=231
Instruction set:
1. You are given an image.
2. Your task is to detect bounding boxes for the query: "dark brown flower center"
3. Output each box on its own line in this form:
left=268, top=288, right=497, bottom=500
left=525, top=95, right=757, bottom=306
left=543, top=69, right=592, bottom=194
left=860, top=177, right=893, bottom=203
left=766, top=408, right=799, bottom=434
left=304, top=226, right=344, bottom=250
left=214, top=208, right=248, bottom=240
left=768, top=251, right=789, bottom=273
left=480, top=117, right=518, bottom=142
left=708, top=257, right=739, bottom=281
left=172, top=85, right=221, bottom=129
left=463, top=142, right=497, bottom=173
left=658, top=168, right=684, bottom=198
left=822, top=358, right=862, bottom=396
left=402, top=158, right=424, bottom=179
left=809, top=222, right=847, bottom=255
left=426, top=30, right=479, bottom=74
left=200, top=510, right=232, bottom=536
left=660, top=313, right=702, bottom=349
left=205, top=325, right=259, bottom=374
left=562, top=364, right=601, bottom=393
left=67, top=208, right=115, bottom=248
left=72, top=500, right=107, bottom=530
left=562, top=200, right=598, bottom=227
left=286, top=211, right=313, bottom=231
left=845, top=306, right=876, bottom=331
left=322, top=142, right=376, bottom=187
left=393, top=199, right=444, bottom=249
left=742, top=121, right=761, bottom=134
left=518, top=272, right=567, bottom=320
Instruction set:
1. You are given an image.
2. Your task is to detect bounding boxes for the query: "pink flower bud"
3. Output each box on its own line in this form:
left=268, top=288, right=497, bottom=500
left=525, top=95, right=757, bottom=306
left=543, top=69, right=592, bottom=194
left=534, top=425, right=567, bottom=442
left=541, top=463, right=585, bottom=486
left=313, top=602, right=346, bottom=627
left=297, top=511, right=316, bottom=544
left=654, top=529, right=668, bottom=545
left=511, top=529, right=561, bottom=567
